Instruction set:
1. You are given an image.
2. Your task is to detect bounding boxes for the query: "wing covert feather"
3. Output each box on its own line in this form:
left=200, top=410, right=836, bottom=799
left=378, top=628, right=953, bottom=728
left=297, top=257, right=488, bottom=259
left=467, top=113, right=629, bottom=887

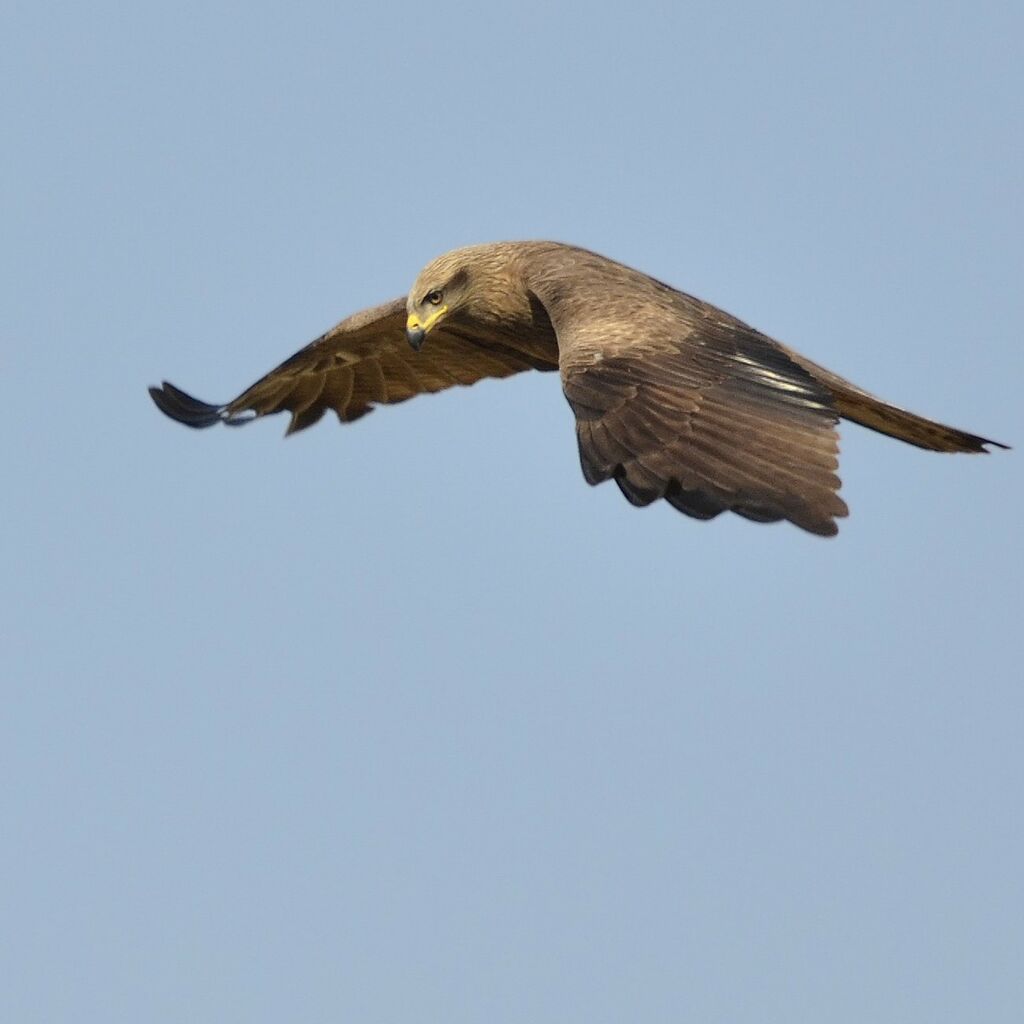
left=149, top=297, right=546, bottom=434
left=559, top=318, right=849, bottom=536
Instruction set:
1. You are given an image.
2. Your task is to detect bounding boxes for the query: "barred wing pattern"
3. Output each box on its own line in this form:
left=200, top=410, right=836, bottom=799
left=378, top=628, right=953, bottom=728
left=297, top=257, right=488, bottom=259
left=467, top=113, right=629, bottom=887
left=561, top=321, right=849, bottom=536
left=149, top=298, right=550, bottom=435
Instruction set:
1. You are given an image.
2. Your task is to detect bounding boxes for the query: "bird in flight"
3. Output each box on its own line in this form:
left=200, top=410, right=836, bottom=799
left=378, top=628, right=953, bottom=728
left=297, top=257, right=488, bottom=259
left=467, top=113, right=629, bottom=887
left=150, top=241, right=1006, bottom=536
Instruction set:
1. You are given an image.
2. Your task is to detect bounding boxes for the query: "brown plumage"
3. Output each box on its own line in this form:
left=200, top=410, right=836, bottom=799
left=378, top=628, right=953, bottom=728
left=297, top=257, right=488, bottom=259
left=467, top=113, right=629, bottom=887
left=149, top=241, right=1007, bottom=536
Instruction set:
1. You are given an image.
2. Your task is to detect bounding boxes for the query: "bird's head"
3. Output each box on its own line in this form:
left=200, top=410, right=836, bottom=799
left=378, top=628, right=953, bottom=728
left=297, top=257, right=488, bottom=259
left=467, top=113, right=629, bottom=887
left=405, top=254, right=469, bottom=351
left=405, top=244, right=519, bottom=351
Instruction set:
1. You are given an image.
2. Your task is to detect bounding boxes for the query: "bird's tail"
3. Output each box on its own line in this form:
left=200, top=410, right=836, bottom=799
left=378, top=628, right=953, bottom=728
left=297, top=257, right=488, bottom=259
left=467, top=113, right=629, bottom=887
left=831, top=390, right=1005, bottom=452
left=783, top=351, right=1008, bottom=453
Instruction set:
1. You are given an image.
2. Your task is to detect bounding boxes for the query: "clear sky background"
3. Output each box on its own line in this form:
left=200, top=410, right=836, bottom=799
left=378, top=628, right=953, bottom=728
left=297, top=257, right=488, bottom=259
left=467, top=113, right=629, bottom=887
left=2, top=2, right=1021, bottom=1021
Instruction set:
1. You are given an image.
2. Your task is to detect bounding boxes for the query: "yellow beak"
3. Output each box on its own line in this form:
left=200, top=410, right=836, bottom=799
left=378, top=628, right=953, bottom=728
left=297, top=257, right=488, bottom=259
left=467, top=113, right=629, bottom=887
left=406, top=305, right=448, bottom=350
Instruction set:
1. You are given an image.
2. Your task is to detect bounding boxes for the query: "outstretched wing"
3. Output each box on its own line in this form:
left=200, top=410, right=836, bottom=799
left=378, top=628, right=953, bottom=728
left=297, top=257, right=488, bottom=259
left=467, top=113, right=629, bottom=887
left=150, top=298, right=552, bottom=435
left=558, top=313, right=849, bottom=536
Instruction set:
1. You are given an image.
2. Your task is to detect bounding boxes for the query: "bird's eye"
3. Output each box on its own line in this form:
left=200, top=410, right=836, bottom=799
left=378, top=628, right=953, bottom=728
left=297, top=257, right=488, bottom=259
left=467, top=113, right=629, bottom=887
left=425, top=289, right=443, bottom=306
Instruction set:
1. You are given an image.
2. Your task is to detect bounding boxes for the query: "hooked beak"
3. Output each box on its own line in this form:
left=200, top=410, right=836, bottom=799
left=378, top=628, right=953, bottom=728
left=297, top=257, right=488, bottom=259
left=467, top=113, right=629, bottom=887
left=406, top=317, right=426, bottom=351
left=406, top=306, right=448, bottom=351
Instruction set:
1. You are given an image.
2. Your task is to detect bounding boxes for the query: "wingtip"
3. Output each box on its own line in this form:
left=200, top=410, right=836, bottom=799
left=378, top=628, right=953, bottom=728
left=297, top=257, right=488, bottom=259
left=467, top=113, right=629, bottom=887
left=149, top=381, right=226, bottom=428
left=953, top=430, right=1010, bottom=454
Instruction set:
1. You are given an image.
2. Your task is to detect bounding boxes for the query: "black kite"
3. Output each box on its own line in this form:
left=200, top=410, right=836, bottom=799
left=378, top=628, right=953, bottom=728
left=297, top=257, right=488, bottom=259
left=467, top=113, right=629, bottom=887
left=150, top=242, right=1006, bottom=535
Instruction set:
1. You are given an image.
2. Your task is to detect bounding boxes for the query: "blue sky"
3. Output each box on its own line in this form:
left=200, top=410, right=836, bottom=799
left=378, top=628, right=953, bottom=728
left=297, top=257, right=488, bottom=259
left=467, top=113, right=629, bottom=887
left=2, top=2, right=1021, bottom=1021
